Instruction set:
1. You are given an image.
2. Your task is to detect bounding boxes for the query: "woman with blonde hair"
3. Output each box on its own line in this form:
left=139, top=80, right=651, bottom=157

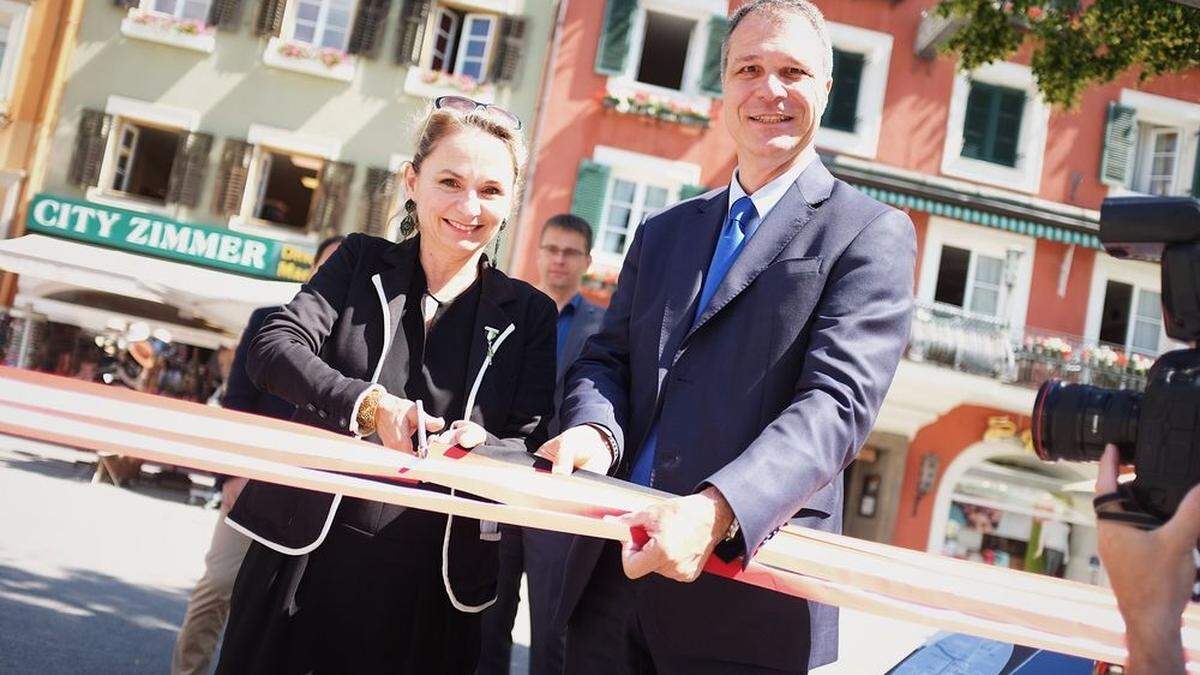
left=215, top=97, right=557, bottom=674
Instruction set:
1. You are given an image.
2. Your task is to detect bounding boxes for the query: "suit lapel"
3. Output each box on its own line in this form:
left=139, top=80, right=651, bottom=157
left=464, top=264, right=517, bottom=424
left=658, top=189, right=728, bottom=369
left=371, top=238, right=418, bottom=379
left=685, top=161, right=835, bottom=344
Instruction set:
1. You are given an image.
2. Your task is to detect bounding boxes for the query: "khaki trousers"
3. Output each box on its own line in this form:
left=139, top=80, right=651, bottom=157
left=171, top=512, right=251, bottom=675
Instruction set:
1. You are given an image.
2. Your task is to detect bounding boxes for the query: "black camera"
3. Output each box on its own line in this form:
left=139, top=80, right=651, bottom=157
left=1032, top=196, right=1200, bottom=523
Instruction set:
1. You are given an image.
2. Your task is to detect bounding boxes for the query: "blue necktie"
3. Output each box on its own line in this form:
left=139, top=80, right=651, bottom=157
left=630, top=196, right=758, bottom=486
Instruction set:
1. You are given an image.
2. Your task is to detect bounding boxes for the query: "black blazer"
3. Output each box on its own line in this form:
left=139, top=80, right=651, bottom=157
left=227, top=234, right=556, bottom=607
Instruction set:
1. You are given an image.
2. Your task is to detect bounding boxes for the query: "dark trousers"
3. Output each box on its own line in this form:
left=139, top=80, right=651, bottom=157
left=564, top=544, right=808, bottom=675
left=478, top=525, right=572, bottom=675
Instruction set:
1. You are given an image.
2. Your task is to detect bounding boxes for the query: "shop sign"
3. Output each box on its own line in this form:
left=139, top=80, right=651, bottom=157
left=26, top=193, right=313, bottom=281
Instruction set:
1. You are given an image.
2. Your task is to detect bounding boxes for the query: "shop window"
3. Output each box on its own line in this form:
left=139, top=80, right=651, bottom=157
left=635, top=11, right=694, bottom=91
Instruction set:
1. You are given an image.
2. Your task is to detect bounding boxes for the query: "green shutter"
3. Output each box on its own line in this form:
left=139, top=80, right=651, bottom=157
left=991, top=87, right=1025, bottom=167
left=346, top=0, right=392, bottom=57
left=570, top=160, right=610, bottom=246
left=821, top=49, right=863, bottom=133
left=595, top=0, right=637, bottom=76
left=961, top=82, right=1024, bottom=167
left=1192, top=138, right=1200, bottom=198
left=395, top=0, right=432, bottom=65
left=698, top=14, right=728, bottom=96
left=679, top=184, right=708, bottom=200
left=1100, top=102, right=1138, bottom=188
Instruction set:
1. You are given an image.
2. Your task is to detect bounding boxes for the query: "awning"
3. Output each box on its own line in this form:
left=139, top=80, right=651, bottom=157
left=0, top=235, right=301, bottom=335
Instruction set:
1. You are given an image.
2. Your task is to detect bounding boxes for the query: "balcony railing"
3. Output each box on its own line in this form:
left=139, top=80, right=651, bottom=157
left=905, top=301, right=1153, bottom=391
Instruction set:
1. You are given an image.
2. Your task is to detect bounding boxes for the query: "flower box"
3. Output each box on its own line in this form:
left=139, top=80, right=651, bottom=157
left=601, top=89, right=711, bottom=128
left=120, top=9, right=216, bottom=54
left=402, top=67, right=495, bottom=102
left=262, top=37, right=356, bottom=83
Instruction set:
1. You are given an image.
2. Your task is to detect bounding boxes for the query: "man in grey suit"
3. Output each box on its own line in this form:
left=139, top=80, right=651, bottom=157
left=478, top=215, right=605, bottom=675
left=538, top=1, right=916, bottom=673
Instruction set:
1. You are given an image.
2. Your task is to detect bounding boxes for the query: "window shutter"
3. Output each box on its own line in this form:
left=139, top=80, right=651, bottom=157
left=1192, top=139, right=1200, bottom=198
left=698, top=14, right=728, bottom=96
left=961, top=83, right=992, bottom=161
left=212, top=139, right=254, bottom=217
left=112, top=0, right=139, bottom=7
left=595, top=0, right=636, bottom=76
left=254, top=0, right=287, bottom=37
left=68, top=109, right=112, bottom=188
left=1100, top=102, right=1138, bottom=188
left=309, top=161, right=356, bottom=234
left=570, top=160, right=610, bottom=245
left=821, top=50, right=864, bottom=133
left=490, top=15, right=527, bottom=84
left=347, top=0, right=392, bottom=57
left=166, top=132, right=214, bottom=208
left=679, top=184, right=708, bottom=200
left=361, top=166, right=398, bottom=237
left=992, top=88, right=1025, bottom=167
left=395, top=0, right=432, bottom=65
left=208, top=0, right=245, bottom=30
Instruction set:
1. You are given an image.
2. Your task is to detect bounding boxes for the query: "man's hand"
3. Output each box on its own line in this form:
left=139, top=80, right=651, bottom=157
left=374, top=393, right=444, bottom=456
left=618, top=486, right=734, bottom=583
left=1096, top=444, right=1200, bottom=675
left=535, top=425, right=613, bottom=475
left=220, top=476, right=248, bottom=514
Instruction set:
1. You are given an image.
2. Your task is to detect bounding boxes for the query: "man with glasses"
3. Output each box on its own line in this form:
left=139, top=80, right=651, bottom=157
left=478, top=214, right=605, bottom=675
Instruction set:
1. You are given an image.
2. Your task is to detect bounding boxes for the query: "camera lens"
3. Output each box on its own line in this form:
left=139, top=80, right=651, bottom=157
left=1032, top=380, right=1139, bottom=464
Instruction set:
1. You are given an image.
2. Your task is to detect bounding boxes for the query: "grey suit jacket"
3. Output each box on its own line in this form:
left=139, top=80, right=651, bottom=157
left=558, top=160, right=916, bottom=670
left=549, top=298, right=605, bottom=436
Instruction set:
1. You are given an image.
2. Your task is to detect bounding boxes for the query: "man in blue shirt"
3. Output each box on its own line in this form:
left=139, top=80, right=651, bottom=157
left=478, top=215, right=605, bottom=675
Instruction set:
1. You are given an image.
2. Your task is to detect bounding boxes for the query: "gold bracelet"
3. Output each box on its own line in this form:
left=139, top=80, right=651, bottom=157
left=356, top=388, right=383, bottom=437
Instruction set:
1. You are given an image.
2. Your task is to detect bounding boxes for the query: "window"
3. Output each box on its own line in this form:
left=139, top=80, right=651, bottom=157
left=1102, top=91, right=1200, bottom=198
left=423, top=5, right=498, bottom=82
left=249, top=150, right=323, bottom=230
left=1134, top=125, right=1181, bottom=196
left=1099, top=281, right=1162, bottom=356
left=941, top=62, right=1049, bottom=194
left=814, top=22, right=892, bottom=159
left=145, top=0, right=211, bottom=22
left=961, top=82, right=1025, bottom=167
left=598, top=178, right=669, bottom=256
left=106, top=120, right=180, bottom=203
left=635, top=11, right=695, bottom=91
left=821, top=49, right=864, bottom=133
left=292, top=0, right=356, bottom=50
left=932, top=245, right=1005, bottom=317
left=0, top=0, right=30, bottom=105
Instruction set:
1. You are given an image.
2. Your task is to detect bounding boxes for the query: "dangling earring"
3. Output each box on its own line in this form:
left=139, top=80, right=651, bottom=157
left=490, top=219, right=507, bottom=264
left=399, top=199, right=418, bottom=238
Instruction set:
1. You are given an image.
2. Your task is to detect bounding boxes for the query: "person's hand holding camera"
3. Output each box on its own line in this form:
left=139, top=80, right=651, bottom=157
left=1096, top=444, right=1200, bottom=675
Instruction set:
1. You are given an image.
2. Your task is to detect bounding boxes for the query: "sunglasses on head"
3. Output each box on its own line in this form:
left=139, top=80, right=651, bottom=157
left=433, top=95, right=523, bottom=131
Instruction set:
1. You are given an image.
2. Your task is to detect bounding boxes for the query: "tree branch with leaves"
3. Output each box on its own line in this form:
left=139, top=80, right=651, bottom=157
left=935, top=0, right=1200, bottom=108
